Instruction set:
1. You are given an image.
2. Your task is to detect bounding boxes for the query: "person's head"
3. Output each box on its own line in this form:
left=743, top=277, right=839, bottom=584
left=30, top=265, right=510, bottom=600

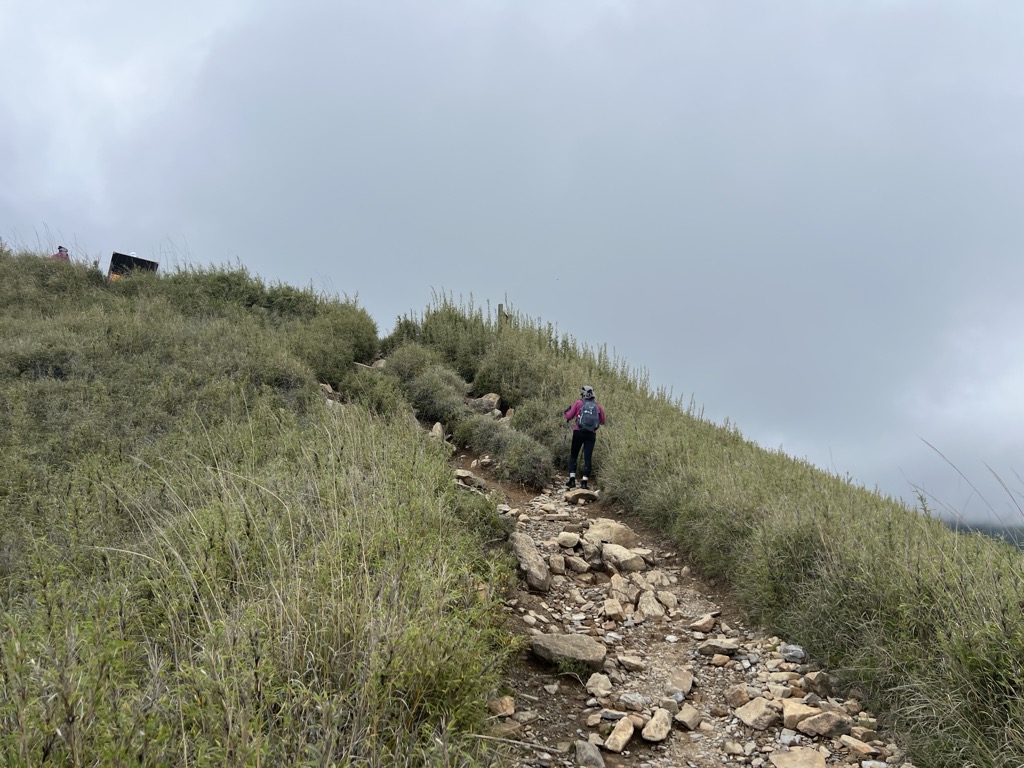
left=580, top=385, right=595, bottom=400
left=57, top=246, right=67, bottom=255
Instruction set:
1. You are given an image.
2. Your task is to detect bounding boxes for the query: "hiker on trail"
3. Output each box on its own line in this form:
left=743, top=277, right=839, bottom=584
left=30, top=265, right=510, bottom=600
left=51, top=246, right=70, bottom=262
left=563, top=385, right=605, bottom=489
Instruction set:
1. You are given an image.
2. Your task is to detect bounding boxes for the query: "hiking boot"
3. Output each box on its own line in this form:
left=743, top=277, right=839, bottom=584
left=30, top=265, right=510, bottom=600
left=580, top=478, right=588, bottom=490
left=566, top=477, right=576, bottom=489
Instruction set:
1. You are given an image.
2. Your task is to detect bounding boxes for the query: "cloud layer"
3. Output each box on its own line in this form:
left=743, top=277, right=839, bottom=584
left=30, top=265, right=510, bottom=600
left=4, top=1, right=1023, bottom=522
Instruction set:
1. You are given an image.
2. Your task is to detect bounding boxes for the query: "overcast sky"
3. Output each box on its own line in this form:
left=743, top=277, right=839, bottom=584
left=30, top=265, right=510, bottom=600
left=3, top=1, right=1023, bottom=525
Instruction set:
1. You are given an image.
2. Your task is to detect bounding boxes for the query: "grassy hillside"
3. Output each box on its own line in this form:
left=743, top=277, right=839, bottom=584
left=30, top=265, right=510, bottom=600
left=3, top=244, right=1023, bottom=767
left=387, top=296, right=1024, bottom=768
left=0, top=248, right=514, bottom=766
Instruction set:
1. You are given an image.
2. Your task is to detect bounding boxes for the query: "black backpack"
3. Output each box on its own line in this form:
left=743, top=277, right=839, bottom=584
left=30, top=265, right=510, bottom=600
left=576, top=400, right=600, bottom=432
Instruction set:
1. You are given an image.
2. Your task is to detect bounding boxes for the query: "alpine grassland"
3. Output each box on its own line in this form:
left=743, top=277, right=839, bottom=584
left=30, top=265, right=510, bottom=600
left=0, top=248, right=516, bottom=766
left=4, top=246, right=1023, bottom=768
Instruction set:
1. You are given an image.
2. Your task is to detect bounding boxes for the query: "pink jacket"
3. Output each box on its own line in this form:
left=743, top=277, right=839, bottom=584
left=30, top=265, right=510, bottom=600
left=564, top=399, right=606, bottom=431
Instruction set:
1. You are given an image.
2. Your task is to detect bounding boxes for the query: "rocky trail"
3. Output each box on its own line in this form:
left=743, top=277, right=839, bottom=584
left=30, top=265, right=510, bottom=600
left=452, top=457, right=917, bottom=768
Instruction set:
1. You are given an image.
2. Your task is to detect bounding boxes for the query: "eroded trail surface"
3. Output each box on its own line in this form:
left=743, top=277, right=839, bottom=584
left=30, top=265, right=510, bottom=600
left=457, top=463, right=917, bottom=768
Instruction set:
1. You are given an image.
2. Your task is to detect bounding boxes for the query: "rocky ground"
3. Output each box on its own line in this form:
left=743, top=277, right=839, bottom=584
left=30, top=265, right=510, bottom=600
left=453, top=458, right=918, bottom=768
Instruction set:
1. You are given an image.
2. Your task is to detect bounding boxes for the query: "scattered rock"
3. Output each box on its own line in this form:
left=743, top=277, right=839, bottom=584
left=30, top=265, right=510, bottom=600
left=574, top=739, right=606, bottom=767
left=489, top=480, right=909, bottom=768
left=531, top=634, right=607, bottom=670
left=641, top=708, right=673, bottom=741
left=769, top=747, right=826, bottom=768
left=509, top=533, right=552, bottom=592
left=604, top=717, right=634, bottom=753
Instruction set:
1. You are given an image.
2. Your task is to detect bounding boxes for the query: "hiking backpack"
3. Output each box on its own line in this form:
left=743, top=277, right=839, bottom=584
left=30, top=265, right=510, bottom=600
left=576, top=400, right=600, bottom=432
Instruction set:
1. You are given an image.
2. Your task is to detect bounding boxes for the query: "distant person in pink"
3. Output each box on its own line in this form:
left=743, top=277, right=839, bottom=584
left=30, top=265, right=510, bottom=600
left=563, top=385, right=606, bottom=489
left=51, top=245, right=70, bottom=262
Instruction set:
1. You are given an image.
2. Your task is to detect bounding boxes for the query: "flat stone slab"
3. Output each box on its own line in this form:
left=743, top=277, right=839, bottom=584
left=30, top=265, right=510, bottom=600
left=531, top=633, right=607, bottom=670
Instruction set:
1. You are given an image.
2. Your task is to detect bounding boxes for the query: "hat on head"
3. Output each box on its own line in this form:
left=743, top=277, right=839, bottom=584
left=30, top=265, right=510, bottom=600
left=580, top=385, right=595, bottom=399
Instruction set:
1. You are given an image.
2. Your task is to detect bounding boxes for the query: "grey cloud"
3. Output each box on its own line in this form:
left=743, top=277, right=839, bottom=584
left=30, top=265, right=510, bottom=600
left=5, top=1, right=1024, bottom=521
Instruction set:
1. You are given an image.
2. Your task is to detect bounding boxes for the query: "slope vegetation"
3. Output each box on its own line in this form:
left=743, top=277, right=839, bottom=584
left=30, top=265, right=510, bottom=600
left=1, top=246, right=1022, bottom=767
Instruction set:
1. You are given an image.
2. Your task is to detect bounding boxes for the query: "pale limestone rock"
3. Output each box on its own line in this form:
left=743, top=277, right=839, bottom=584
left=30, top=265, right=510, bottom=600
left=548, top=554, right=566, bottom=575
left=641, top=708, right=673, bottom=741
left=781, top=699, right=820, bottom=729
left=586, top=673, right=613, bottom=697
left=531, top=634, right=607, bottom=670
left=839, top=734, right=878, bottom=756
left=769, top=671, right=802, bottom=683
left=769, top=748, right=826, bottom=768
left=725, top=683, right=751, bottom=708
left=735, top=697, right=781, bottom=730
left=632, top=547, right=654, bottom=564
left=601, top=543, right=646, bottom=572
left=802, top=670, right=833, bottom=696
left=688, top=612, right=718, bottom=632
left=637, top=591, right=665, bottom=619
left=655, top=590, right=677, bottom=610
left=665, top=669, right=694, bottom=697
left=454, top=469, right=486, bottom=489
left=604, top=718, right=634, bottom=753
left=509, top=533, right=551, bottom=592
left=618, top=654, right=646, bottom=672
left=557, top=531, right=580, bottom=548
left=586, top=518, right=640, bottom=547
left=567, top=556, right=591, bottom=573
left=697, top=638, right=740, bottom=655
left=674, top=703, right=702, bottom=730
left=797, top=710, right=852, bottom=738
left=603, top=598, right=625, bottom=622
left=645, top=569, right=672, bottom=587
left=608, top=574, right=640, bottom=605
left=629, top=573, right=653, bottom=591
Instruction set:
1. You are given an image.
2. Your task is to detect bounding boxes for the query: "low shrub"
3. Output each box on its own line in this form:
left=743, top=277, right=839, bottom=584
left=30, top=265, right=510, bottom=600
left=406, top=365, right=470, bottom=427
left=471, top=333, right=553, bottom=409
left=454, top=415, right=553, bottom=488
left=339, top=368, right=411, bottom=419
left=383, top=341, right=441, bottom=385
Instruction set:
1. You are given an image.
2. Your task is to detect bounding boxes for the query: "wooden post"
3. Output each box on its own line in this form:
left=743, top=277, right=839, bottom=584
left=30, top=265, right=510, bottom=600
left=498, top=303, right=504, bottom=330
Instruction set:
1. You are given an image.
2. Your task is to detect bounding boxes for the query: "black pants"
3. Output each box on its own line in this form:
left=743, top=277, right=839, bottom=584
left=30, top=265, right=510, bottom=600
left=568, top=430, right=597, bottom=477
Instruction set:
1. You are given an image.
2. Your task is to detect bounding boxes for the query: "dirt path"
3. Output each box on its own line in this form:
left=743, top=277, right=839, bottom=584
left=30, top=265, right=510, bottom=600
left=455, top=456, right=915, bottom=768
